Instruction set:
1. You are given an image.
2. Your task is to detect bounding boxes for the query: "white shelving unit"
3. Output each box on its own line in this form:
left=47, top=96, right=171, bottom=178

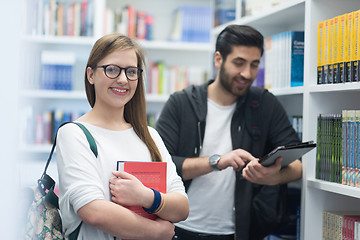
left=214, top=0, right=360, bottom=239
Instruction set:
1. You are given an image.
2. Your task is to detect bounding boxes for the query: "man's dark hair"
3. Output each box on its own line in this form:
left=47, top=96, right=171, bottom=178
left=216, top=25, right=264, bottom=61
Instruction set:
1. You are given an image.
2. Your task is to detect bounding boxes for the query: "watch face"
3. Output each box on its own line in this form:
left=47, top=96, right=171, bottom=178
left=209, top=154, right=220, bottom=170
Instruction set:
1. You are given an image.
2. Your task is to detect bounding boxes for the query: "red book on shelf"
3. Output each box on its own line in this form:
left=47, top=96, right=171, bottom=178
left=116, top=161, right=166, bottom=220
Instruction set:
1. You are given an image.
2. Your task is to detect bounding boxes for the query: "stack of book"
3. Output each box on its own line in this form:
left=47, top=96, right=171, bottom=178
left=264, top=31, right=304, bottom=89
left=317, top=9, right=360, bottom=84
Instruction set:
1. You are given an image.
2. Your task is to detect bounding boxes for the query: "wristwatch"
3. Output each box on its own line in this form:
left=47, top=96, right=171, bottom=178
left=209, top=154, right=221, bottom=171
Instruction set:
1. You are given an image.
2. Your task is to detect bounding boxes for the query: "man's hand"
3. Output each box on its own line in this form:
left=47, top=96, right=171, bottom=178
left=242, top=157, right=283, bottom=185
left=217, top=149, right=257, bottom=171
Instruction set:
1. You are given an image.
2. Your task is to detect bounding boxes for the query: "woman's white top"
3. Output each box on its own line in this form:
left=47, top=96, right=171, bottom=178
left=56, top=122, right=186, bottom=240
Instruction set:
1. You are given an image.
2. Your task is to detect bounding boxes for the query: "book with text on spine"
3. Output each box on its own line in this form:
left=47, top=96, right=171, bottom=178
left=116, top=161, right=167, bottom=220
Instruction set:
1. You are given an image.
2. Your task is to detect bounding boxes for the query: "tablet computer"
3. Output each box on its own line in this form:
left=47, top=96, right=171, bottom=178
left=259, top=141, right=316, bottom=167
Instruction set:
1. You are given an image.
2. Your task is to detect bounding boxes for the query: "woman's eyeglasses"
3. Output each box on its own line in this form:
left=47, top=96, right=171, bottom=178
left=96, top=64, right=143, bottom=81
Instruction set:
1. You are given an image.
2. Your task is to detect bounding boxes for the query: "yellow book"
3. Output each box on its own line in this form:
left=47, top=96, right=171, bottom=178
left=338, top=14, right=347, bottom=83
left=324, top=19, right=330, bottom=83
left=358, top=10, right=360, bottom=83
left=345, top=12, right=353, bottom=82
left=328, top=18, right=334, bottom=83
left=353, top=10, right=360, bottom=82
left=333, top=16, right=340, bottom=83
left=317, top=21, right=325, bottom=84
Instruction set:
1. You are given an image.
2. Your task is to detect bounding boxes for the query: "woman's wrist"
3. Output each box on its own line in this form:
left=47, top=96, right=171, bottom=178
left=142, top=188, right=162, bottom=214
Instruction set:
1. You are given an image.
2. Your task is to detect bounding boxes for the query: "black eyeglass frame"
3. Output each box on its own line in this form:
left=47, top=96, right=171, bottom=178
left=95, top=64, right=143, bottom=81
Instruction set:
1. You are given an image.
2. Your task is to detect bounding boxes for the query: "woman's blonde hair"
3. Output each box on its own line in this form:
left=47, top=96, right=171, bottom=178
left=85, top=33, right=162, bottom=162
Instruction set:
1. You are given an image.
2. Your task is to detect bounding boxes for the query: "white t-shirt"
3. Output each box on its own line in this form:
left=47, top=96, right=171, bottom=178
left=56, top=122, right=186, bottom=240
left=176, top=99, right=236, bottom=234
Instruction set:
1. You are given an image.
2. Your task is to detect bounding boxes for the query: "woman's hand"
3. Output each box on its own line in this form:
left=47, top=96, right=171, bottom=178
left=109, top=171, right=154, bottom=208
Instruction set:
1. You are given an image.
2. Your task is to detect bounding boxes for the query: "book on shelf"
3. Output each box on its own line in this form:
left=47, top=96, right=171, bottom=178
left=322, top=211, right=360, bottom=240
left=264, top=31, right=304, bottom=89
left=333, top=16, right=340, bottom=84
left=116, top=161, right=166, bottom=221
left=346, top=12, right=354, bottom=82
left=338, top=14, right=347, bottom=83
left=317, top=21, right=325, bottom=84
left=352, top=10, right=359, bottom=82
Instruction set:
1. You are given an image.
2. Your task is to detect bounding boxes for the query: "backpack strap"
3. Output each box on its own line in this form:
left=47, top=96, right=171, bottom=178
left=38, top=121, right=97, bottom=240
left=245, top=87, right=266, bottom=156
left=40, top=121, right=98, bottom=187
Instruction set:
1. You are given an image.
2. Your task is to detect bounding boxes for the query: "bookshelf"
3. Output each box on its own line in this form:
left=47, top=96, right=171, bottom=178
left=19, top=0, right=213, bottom=187
left=213, top=0, right=360, bottom=239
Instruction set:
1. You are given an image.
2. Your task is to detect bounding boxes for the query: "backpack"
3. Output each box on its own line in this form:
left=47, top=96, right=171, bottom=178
left=244, top=87, right=289, bottom=239
left=24, top=122, right=97, bottom=240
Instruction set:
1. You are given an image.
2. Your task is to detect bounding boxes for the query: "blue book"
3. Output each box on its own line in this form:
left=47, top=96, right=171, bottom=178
left=290, top=31, right=305, bottom=87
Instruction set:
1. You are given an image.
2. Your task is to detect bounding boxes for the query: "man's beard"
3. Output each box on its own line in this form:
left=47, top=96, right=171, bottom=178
left=219, top=63, right=252, bottom=97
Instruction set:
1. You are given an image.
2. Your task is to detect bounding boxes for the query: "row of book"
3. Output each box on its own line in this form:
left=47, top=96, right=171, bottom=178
left=322, top=211, right=360, bottom=240
left=317, top=9, right=360, bottom=84
left=103, top=5, right=154, bottom=40
left=315, top=110, right=360, bottom=187
left=264, top=31, right=304, bottom=89
left=40, top=51, right=75, bottom=91
left=20, top=108, right=85, bottom=146
left=24, top=0, right=94, bottom=37
left=169, top=5, right=213, bottom=43
left=146, top=61, right=207, bottom=95
left=21, top=108, right=161, bottom=145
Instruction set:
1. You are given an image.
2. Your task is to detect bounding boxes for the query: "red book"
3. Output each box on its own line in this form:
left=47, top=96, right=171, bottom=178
left=116, top=161, right=167, bottom=220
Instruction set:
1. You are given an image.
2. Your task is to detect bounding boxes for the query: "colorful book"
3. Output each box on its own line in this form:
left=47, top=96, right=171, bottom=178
left=116, top=161, right=167, bottom=221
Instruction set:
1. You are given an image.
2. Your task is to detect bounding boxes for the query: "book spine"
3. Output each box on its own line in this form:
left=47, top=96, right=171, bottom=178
left=317, top=21, right=325, bottom=84
left=339, top=14, right=347, bottom=83
left=342, top=110, right=348, bottom=185
left=356, top=110, right=360, bottom=188
left=353, top=10, right=360, bottom=82
left=290, top=31, right=305, bottom=87
left=316, top=114, right=322, bottom=179
left=333, top=16, right=340, bottom=83
left=346, top=12, right=353, bottom=82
